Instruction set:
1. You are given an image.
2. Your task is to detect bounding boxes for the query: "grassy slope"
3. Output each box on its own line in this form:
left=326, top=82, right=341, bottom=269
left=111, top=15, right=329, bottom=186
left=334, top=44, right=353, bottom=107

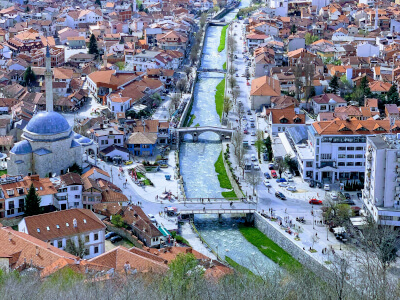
left=239, top=225, right=302, bottom=271
left=225, top=256, right=255, bottom=276
left=215, top=77, right=225, bottom=121
left=214, top=152, right=237, bottom=199
left=218, top=25, right=228, bottom=52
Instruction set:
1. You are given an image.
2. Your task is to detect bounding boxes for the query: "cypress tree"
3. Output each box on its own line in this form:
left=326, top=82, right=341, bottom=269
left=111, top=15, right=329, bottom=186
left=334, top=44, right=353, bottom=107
left=88, top=34, right=99, bottom=59
left=24, top=183, right=42, bottom=216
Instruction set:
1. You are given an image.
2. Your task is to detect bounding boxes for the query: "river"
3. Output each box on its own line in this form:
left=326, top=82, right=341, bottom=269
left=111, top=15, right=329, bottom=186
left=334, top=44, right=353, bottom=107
left=178, top=2, right=278, bottom=275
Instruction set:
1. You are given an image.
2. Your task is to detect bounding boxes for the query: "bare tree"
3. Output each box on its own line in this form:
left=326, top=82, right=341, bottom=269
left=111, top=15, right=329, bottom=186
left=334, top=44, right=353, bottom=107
left=199, top=13, right=207, bottom=28
left=223, top=96, right=232, bottom=118
left=184, top=67, right=192, bottom=79
left=303, top=57, right=315, bottom=102
left=227, top=36, right=237, bottom=53
left=176, top=78, right=187, bottom=95
left=276, top=158, right=287, bottom=178
left=245, top=169, right=261, bottom=196
left=232, top=88, right=240, bottom=105
left=254, top=130, right=264, bottom=160
left=231, top=130, right=244, bottom=156
left=228, top=76, right=237, bottom=90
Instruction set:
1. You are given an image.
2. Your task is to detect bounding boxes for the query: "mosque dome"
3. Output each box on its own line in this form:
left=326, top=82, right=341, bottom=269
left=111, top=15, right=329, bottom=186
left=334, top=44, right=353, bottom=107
left=10, top=140, right=32, bottom=155
left=25, top=111, right=71, bottom=135
left=77, top=136, right=92, bottom=145
left=74, top=133, right=82, bottom=139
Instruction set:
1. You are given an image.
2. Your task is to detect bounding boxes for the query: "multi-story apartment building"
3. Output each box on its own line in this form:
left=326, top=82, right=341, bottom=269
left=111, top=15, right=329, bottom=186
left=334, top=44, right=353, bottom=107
left=90, top=123, right=124, bottom=151
left=52, top=172, right=84, bottom=211
left=363, top=134, right=400, bottom=228
left=18, top=208, right=106, bottom=259
left=291, top=119, right=400, bottom=183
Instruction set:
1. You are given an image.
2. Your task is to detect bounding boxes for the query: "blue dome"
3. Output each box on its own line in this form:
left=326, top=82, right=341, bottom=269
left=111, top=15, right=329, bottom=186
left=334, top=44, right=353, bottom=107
left=25, top=111, right=70, bottom=135
left=74, top=133, right=82, bottom=139
left=11, top=140, right=32, bottom=155
left=77, top=137, right=92, bottom=145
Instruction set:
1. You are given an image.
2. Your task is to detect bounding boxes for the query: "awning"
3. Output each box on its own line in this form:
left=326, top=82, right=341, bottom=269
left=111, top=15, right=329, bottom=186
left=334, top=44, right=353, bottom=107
left=129, top=104, right=147, bottom=113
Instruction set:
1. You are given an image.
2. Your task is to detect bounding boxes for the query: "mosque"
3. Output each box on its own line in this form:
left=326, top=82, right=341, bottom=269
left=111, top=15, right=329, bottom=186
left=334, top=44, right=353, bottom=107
left=7, top=47, right=97, bottom=178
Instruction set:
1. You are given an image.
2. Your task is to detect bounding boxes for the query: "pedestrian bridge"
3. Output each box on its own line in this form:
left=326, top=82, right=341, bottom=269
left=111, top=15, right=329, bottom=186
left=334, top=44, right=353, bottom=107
left=180, top=209, right=255, bottom=215
left=176, top=126, right=234, bottom=142
left=197, top=68, right=226, bottom=74
left=209, top=21, right=227, bottom=26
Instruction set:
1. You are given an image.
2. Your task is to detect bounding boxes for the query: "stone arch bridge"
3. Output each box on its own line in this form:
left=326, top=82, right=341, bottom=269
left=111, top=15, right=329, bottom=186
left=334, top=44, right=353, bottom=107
left=176, top=126, right=234, bottom=142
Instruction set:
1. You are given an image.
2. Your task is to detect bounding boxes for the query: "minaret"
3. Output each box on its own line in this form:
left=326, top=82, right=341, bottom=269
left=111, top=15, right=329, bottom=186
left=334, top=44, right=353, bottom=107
left=103, top=45, right=107, bottom=69
left=45, top=45, right=53, bottom=112
left=374, top=5, right=379, bottom=30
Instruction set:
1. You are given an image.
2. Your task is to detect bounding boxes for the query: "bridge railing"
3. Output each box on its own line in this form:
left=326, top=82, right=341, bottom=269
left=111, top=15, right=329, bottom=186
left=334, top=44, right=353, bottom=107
left=180, top=209, right=255, bottom=214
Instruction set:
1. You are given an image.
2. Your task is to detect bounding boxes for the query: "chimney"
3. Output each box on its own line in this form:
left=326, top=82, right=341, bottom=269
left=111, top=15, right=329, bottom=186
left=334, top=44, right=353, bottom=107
left=185, top=247, right=192, bottom=253
left=73, top=218, right=77, bottom=228
left=36, top=246, right=39, bottom=256
left=8, top=232, right=12, bottom=241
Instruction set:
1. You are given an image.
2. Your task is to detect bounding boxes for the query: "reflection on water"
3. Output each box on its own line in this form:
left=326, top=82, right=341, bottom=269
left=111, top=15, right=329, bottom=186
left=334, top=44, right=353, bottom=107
left=194, top=215, right=277, bottom=276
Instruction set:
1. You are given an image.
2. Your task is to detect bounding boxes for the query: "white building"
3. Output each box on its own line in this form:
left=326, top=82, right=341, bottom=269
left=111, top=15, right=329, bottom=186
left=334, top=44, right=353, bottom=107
left=126, top=50, right=162, bottom=72
left=311, top=94, right=347, bottom=114
left=18, top=208, right=106, bottom=259
left=290, top=119, right=400, bottom=183
left=90, top=123, right=124, bottom=151
left=52, top=172, right=84, bottom=211
left=363, top=134, right=400, bottom=228
left=356, top=43, right=379, bottom=58
left=65, top=9, right=103, bottom=29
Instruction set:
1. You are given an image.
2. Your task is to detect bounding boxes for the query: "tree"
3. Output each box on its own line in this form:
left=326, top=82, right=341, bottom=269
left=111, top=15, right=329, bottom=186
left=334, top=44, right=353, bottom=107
left=231, top=130, right=244, bottom=156
left=290, top=24, right=297, bottom=34
left=111, top=214, right=125, bottom=228
left=65, top=237, right=86, bottom=258
left=88, top=34, right=99, bottom=58
left=294, top=63, right=303, bottom=100
left=223, top=96, right=232, bottom=118
left=227, top=36, right=237, bottom=53
left=276, top=158, right=287, bottom=178
left=303, top=57, right=315, bottom=102
left=176, top=78, right=187, bottom=95
left=213, top=6, right=220, bottom=13
left=24, top=183, right=41, bottom=217
left=68, top=163, right=82, bottom=175
left=329, top=75, right=339, bottom=94
left=228, top=76, right=237, bottom=90
left=265, top=136, right=273, bottom=161
left=387, top=84, right=399, bottom=104
left=170, top=93, right=181, bottom=111
left=254, top=130, right=264, bottom=160
left=200, top=13, right=207, bottom=28
left=305, top=33, right=318, bottom=45
left=360, top=76, right=371, bottom=98
left=24, top=66, right=36, bottom=90
left=184, top=67, right=192, bottom=79
left=283, top=154, right=296, bottom=174
left=232, top=88, right=240, bottom=105
left=245, top=169, right=262, bottom=196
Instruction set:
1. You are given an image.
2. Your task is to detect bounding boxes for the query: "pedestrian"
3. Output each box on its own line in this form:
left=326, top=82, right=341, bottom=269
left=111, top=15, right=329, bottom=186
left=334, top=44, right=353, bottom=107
left=203, top=206, right=205, bottom=212
left=315, top=233, right=318, bottom=237
left=285, top=208, right=287, bottom=214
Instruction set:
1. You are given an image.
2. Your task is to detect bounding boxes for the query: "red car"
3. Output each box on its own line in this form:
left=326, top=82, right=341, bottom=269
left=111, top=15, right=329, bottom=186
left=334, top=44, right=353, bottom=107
left=271, top=170, right=277, bottom=178
left=309, top=198, right=323, bottom=205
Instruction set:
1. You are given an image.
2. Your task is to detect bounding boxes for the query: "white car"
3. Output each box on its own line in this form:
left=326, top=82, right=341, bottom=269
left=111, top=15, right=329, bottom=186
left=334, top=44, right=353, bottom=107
left=331, top=192, right=338, bottom=200
left=253, top=163, right=260, bottom=170
left=279, top=182, right=288, bottom=187
left=148, top=214, right=156, bottom=223
left=324, top=184, right=330, bottom=191
left=287, top=178, right=294, bottom=182
left=249, top=117, right=254, bottom=122
left=251, top=132, right=256, bottom=136
left=286, top=186, right=296, bottom=192
left=251, top=140, right=255, bottom=145
left=251, top=154, right=257, bottom=161
left=263, top=180, right=271, bottom=187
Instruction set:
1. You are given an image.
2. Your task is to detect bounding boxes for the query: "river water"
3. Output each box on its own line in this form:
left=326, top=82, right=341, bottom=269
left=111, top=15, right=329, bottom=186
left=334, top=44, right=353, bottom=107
left=179, top=1, right=277, bottom=275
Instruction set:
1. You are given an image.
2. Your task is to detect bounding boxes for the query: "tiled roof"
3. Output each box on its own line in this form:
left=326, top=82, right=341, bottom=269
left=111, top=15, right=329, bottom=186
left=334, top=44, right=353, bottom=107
left=82, top=167, right=110, bottom=179
left=312, top=119, right=400, bottom=135
left=312, top=94, right=346, bottom=104
left=127, top=132, right=157, bottom=145
left=60, top=172, right=83, bottom=186
left=0, top=175, right=56, bottom=199
left=250, top=76, right=280, bottom=97
left=22, top=209, right=105, bottom=241
left=88, top=246, right=168, bottom=274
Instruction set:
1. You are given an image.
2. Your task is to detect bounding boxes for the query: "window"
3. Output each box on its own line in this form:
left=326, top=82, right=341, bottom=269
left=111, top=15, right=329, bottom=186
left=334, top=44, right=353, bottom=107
left=75, top=195, right=80, bottom=199
left=356, top=154, right=363, bottom=159
left=380, top=216, right=393, bottom=221
left=347, top=147, right=354, bottom=151
left=347, top=162, right=354, bottom=166
left=94, top=246, right=99, bottom=254
left=74, top=202, right=79, bottom=207
left=338, top=147, right=346, bottom=151
left=70, top=186, right=79, bottom=191
left=85, top=235, right=90, bottom=243
left=320, top=105, right=327, bottom=110
left=356, top=147, right=363, bottom=151
left=306, top=162, right=313, bottom=167
left=321, top=154, right=331, bottom=160
left=355, top=162, right=363, bottom=166
left=347, top=154, right=354, bottom=158
left=57, top=240, right=62, bottom=248
left=338, top=162, right=345, bottom=166
left=19, top=199, right=24, bottom=209
left=6, top=189, right=14, bottom=196
left=84, top=248, right=89, bottom=256
left=94, top=233, right=99, bottom=241
left=338, top=154, right=345, bottom=159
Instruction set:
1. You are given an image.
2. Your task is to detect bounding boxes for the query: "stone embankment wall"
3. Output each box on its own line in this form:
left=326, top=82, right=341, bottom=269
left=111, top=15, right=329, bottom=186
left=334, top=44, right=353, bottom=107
left=254, top=213, right=335, bottom=282
left=222, top=143, right=243, bottom=198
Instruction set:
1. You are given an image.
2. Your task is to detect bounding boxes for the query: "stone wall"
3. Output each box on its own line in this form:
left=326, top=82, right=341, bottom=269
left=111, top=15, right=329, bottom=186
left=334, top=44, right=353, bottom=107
left=103, top=220, right=144, bottom=249
left=222, top=143, right=243, bottom=198
left=254, top=212, right=335, bottom=282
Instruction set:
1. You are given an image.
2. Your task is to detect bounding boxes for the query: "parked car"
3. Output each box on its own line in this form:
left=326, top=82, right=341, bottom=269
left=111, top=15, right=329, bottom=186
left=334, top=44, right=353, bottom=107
left=286, top=186, right=296, bottom=192
left=309, top=180, right=315, bottom=188
left=268, top=163, right=275, bottom=170
left=263, top=154, right=268, bottom=161
left=287, top=178, right=294, bottom=182
left=271, top=170, right=277, bottom=178
left=264, top=172, right=271, bottom=179
left=247, top=110, right=251, bottom=115
left=357, top=192, right=362, bottom=199
left=249, top=117, right=254, bottom=122
left=244, top=129, right=248, bottom=134
left=324, top=184, right=330, bottom=191
left=253, top=163, right=260, bottom=170
left=309, top=198, right=323, bottom=205
left=344, top=193, right=351, bottom=200
left=276, top=178, right=287, bottom=183
left=279, top=182, right=289, bottom=187
left=275, top=192, right=286, bottom=200
left=251, top=154, right=257, bottom=161
left=340, top=199, right=355, bottom=205
left=250, top=123, right=255, bottom=128
left=110, top=235, right=122, bottom=243
left=263, top=180, right=271, bottom=187
left=251, top=140, right=255, bottom=145
left=148, top=214, right=156, bottom=223
left=331, top=192, right=338, bottom=200
left=124, top=161, right=133, bottom=165
left=105, top=232, right=116, bottom=240
left=251, top=131, right=256, bottom=136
